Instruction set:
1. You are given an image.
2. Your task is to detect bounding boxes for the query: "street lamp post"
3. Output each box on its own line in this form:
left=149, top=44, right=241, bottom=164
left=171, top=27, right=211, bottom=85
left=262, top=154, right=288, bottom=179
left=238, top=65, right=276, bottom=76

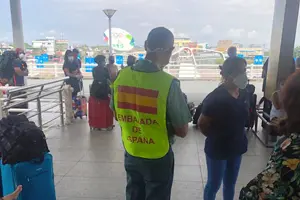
left=103, top=9, right=117, bottom=55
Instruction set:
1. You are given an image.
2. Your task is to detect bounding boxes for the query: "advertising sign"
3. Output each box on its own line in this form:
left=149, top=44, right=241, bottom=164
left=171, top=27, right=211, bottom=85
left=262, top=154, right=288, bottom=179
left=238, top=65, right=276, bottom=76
left=104, top=28, right=135, bottom=52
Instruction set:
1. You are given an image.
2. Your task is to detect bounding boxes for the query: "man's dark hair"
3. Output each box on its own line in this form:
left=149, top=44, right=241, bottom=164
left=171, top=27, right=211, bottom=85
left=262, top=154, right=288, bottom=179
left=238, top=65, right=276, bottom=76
left=94, top=55, right=106, bottom=65
left=227, top=46, right=237, bottom=57
left=146, top=27, right=174, bottom=52
left=73, top=49, right=79, bottom=54
left=109, top=56, right=115, bottom=64
left=127, top=55, right=136, bottom=66
left=64, top=50, right=72, bottom=62
left=220, top=57, right=246, bottom=78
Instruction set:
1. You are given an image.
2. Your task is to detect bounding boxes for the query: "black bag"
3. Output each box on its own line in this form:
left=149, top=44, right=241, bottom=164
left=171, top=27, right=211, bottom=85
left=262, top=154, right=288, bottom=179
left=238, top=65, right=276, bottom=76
left=245, top=84, right=257, bottom=129
left=193, top=103, right=203, bottom=125
left=0, top=115, right=49, bottom=165
left=0, top=51, right=16, bottom=80
left=90, top=80, right=110, bottom=100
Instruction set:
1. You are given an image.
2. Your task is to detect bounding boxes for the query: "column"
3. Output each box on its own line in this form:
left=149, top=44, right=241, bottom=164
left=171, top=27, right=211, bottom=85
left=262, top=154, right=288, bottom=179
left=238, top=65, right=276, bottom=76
left=10, top=0, right=25, bottom=50
left=10, top=0, right=27, bottom=85
left=265, top=0, right=299, bottom=99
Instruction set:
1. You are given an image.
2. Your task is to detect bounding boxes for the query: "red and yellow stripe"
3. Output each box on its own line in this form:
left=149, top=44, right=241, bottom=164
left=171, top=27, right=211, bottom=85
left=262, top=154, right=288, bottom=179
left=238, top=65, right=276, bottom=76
left=117, top=86, right=158, bottom=114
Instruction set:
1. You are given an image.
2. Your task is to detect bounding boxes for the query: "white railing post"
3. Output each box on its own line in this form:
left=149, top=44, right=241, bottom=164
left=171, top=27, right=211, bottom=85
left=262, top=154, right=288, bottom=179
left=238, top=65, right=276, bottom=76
left=0, top=92, right=6, bottom=120
left=63, top=84, right=74, bottom=125
left=250, top=64, right=254, bottom=80
left=194, top=65, right=197, bottom=79
left=54, top=63, right=58, bottom=78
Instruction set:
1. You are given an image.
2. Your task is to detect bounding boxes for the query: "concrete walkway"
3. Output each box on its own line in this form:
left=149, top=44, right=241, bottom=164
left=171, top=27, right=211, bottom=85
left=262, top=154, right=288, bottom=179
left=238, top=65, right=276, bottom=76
left=47, top=120, right=272, bottom=200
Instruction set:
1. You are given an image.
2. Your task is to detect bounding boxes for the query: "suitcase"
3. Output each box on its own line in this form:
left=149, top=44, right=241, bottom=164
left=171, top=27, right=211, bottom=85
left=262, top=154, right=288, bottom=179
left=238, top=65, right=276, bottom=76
left=88, top=96, right=114, bottom=130
left=73, top=80, right=87, bottom=119
left=73, top=95, right=87, bottom=119
left=1, top=153, right=56, bottom=200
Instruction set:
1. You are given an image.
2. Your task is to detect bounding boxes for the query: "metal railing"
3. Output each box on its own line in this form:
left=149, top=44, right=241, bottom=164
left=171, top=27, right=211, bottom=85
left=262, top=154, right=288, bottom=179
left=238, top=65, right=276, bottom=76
left=26, top=63, right=264, bottom=80
left=251, top=108, right=274, bottom=148
left=0, top=77, right=69, bottom=131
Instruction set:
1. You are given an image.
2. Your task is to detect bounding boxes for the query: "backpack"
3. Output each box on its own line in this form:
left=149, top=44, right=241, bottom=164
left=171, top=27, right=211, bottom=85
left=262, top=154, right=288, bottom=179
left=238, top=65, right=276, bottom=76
left=245, top=84, right=257, bottom=129
left=193, top=103, right=203, bottom=125
left=0, top=51, right=16, bottom=80
left=0, top=115, right=49, bottom=164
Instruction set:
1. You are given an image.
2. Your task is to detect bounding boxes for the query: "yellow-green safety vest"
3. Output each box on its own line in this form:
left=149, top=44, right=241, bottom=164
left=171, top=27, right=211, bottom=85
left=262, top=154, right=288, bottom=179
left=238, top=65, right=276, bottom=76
left=113, top=67, right=174, bottom=159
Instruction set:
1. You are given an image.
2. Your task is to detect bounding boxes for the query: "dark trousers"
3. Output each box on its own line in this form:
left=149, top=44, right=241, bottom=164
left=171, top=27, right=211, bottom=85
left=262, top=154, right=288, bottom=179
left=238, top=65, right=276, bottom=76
left=124, top=148, right=174, bottom=200
left=204, top=154, right=242, bottom=200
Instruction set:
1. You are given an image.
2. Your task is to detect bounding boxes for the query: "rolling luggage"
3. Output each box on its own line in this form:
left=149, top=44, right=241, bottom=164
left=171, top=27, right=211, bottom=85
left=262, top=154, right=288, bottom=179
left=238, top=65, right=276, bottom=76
left=88, top=96, right=113, bottom=130
left=73, top=96, right=87, bottom=119
left=73, top=80, right=87, bottom=119
left=1, top=153, right=56, bottom=200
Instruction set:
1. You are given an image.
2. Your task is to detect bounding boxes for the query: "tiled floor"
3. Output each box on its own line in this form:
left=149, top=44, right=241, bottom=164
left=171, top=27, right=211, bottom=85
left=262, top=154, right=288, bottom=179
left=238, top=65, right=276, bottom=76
left=47, top=120, right=272, bottom=200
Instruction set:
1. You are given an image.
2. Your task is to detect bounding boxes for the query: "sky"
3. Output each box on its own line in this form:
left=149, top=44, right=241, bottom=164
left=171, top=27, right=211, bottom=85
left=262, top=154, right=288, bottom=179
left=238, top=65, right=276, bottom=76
left=1, top=0, right=300, bottom=47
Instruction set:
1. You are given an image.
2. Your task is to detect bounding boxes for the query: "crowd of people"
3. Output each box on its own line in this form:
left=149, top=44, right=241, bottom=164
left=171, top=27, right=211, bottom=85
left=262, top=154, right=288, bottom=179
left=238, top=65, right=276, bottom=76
left=2, top=27, right=300, bottom=200
left=0, top=48, right=28, bottom=87
left=107, top=27, right=300, bottom=200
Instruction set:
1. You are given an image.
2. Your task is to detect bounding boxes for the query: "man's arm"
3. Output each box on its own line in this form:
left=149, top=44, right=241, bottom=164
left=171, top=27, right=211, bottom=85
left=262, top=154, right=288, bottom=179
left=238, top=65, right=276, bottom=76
left=198, top=114, right=213, bottom=137
left=14, top=67, right=27, bottom=76
left=63, top=67, right=77, bottom=78
left=197, top=94, right=222, bottom=137
left=167, top=80, right=192, bottom=138
left=13, top=60, right=27, bottom=76
left=109, top=86, right=118, bottom=120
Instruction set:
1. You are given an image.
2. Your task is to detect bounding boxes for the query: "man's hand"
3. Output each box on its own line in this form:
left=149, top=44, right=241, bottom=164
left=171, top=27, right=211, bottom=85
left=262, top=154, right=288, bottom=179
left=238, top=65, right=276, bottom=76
left=76, top=74, right=83, bottom=79
left=3, top=185, right=22, bottom=200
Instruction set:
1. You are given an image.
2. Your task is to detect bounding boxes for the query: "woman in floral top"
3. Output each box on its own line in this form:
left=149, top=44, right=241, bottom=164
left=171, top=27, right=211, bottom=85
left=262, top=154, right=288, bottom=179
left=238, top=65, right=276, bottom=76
left=240, top=71, right=300, bottom=200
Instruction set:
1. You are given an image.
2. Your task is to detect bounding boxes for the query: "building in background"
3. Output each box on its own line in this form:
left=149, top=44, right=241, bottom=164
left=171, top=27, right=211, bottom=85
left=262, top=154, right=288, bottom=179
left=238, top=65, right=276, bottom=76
left=55, top=40, right=69, bottom=52
left=216, top=40, right=233, bottom=52
left=0, top=43, right=13, bottom=53
left=233, top=43, right=243, bottom=48
left=174, top=37, right=192, bottom=48
left=198, top=43, right=209, bottom=49
left=249, top=44, right=262, bottom=48
left=32, top=37, right=55, bottom=55
left=237, top=47, right=264, bottom=57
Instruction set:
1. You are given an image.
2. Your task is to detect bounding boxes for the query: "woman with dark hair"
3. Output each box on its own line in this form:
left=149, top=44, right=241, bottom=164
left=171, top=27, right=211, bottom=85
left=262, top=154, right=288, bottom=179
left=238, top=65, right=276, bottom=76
left=198, top=57, right=248, bottom=200
left=63, top=50, right=83, bottom=98
left=240, top=71, right=300, bottom=200
left=90, top=55, right=110, bottom=99
left=126, top=55, right=136, bottom=67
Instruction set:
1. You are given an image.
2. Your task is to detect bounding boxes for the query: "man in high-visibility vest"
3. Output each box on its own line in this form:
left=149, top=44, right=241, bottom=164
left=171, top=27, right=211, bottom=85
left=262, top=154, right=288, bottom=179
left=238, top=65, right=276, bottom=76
left=111, top=27, right=191, bottom=200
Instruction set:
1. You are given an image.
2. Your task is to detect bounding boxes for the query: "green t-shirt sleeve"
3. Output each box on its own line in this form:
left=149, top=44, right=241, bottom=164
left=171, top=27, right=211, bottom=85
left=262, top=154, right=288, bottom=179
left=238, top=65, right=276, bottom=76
left=167, top=80, right=192, bottom=127
left=110, top=87, right=115, bottom=111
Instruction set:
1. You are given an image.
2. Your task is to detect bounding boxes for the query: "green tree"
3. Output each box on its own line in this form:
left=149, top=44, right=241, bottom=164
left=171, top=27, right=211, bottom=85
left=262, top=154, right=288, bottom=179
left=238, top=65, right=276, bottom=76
left=24, top=43, right=32, bottom=49
left=294, top=46, right=300, bottom=58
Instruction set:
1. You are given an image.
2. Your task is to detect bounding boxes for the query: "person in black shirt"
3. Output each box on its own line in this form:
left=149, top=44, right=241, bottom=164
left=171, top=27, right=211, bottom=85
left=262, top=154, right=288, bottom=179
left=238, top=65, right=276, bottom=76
left=126, top=55, right=136, bottom=67
left=72, top=48, right=81, bottom=68
left=12, top=48, right=28, bottom=86
left=198, top=57, right=248, bottom=200
left=63, top=50, right=83, bottom=98
left=90, top=55, right=111, bottom=99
